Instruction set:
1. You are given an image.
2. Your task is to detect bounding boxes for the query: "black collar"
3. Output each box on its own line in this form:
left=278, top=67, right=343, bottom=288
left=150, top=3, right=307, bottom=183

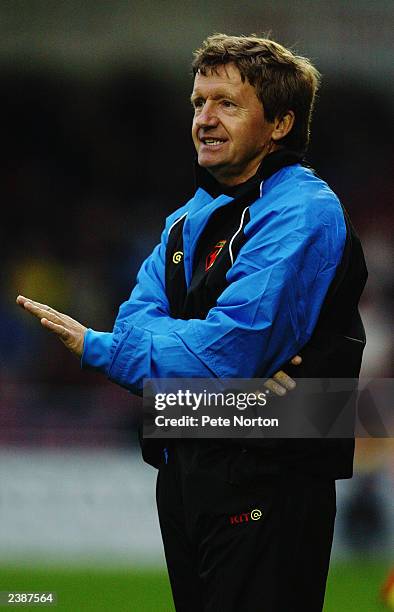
left=195, top=149, right=305, bottom=199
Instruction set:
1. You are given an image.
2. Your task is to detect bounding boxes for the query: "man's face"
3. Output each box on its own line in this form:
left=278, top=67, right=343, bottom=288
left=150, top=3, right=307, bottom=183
left=191, top=63, right=276, bottom=186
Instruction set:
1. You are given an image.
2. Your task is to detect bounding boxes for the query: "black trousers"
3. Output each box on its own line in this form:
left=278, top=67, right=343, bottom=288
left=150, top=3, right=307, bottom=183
left=156, top=443, right=336, bottom=612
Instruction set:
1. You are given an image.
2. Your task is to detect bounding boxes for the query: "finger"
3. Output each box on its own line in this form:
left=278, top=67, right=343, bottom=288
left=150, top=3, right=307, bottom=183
left=17, top=295, right=62, bottom=316
left=24, top=302, right=65, bottom=327
left=41, top=318, right=70, bottom=340
left=17, top=295, right=43, bottom=308
left=20, top=300, right=47, bottom=320
left=17, top=296, right=77, bottom=328
left=22, top=301, right=52, bottom=318
left=16, top=295, right=34, bottom=308
left=19, top=299, right=81, bottom=333
left=290, top=355, right=302, bottom=366
left=273, top=370, right=296, bottom=391
left=264, top=378, right=287, bottom=396
left=25, top=299, right=57, bottom=314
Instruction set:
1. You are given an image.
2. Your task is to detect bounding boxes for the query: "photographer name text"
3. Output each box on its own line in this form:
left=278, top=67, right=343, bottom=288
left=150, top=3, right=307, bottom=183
left=154, top=415, right=278, bottom=428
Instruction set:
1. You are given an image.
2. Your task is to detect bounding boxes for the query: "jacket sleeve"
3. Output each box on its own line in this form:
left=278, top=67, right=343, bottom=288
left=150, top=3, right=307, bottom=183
left=81, top=194, right=346, bottom=393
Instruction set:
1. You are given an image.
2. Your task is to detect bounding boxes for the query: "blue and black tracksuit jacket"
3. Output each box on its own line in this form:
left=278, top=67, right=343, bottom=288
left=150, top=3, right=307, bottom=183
left=82, top=150, right=367, bottom=477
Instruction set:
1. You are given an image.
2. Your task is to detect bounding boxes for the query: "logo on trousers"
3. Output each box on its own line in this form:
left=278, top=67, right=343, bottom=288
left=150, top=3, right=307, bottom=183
left=229, top=508, right=262, bottom=525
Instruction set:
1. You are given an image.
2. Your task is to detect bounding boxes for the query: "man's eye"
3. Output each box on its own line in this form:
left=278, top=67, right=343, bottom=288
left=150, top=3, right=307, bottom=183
left=192, top=99, right=204, bottom=109
left=222, top=100, right=235, bottom=108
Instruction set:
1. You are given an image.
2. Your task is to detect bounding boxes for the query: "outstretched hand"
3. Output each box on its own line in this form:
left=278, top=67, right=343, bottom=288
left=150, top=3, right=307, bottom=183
left=16, top=293, right=302, bottom=384
left=16, top=295, right=87, bottom=358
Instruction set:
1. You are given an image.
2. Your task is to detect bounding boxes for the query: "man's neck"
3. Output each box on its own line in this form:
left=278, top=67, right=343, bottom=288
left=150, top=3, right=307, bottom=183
left=195, top=148, right=305, bottom=199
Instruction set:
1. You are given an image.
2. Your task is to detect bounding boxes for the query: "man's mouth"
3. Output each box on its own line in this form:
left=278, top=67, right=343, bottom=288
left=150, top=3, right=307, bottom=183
left=200, top=137, right=226, bottom=146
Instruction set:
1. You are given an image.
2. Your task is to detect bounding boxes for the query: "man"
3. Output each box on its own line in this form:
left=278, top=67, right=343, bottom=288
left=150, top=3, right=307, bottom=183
left=17, top=34, right=367, bottom=611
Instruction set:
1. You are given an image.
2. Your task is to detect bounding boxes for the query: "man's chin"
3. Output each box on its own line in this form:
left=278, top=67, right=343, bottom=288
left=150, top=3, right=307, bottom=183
left=197, top=160, right=224, bottom=182
left=197, top=154, right=225, bottom=171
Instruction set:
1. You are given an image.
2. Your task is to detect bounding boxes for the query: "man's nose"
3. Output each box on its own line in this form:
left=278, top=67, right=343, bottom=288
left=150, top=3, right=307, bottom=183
left=195, top=102, right=219, bottom=128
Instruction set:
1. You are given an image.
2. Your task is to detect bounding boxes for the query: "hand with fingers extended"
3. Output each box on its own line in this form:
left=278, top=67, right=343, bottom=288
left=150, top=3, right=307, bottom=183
left=16, top=295, right=87, bottom=358
left=264, top=355, right=302, bottom=397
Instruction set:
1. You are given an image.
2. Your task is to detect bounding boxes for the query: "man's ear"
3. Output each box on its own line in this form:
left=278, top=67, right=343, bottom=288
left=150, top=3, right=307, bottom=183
left=271, top=111, right=295, bottom=142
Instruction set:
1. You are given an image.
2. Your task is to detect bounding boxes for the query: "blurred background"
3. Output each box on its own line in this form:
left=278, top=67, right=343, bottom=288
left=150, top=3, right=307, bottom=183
left=0, top=1, right=393, bottom=610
